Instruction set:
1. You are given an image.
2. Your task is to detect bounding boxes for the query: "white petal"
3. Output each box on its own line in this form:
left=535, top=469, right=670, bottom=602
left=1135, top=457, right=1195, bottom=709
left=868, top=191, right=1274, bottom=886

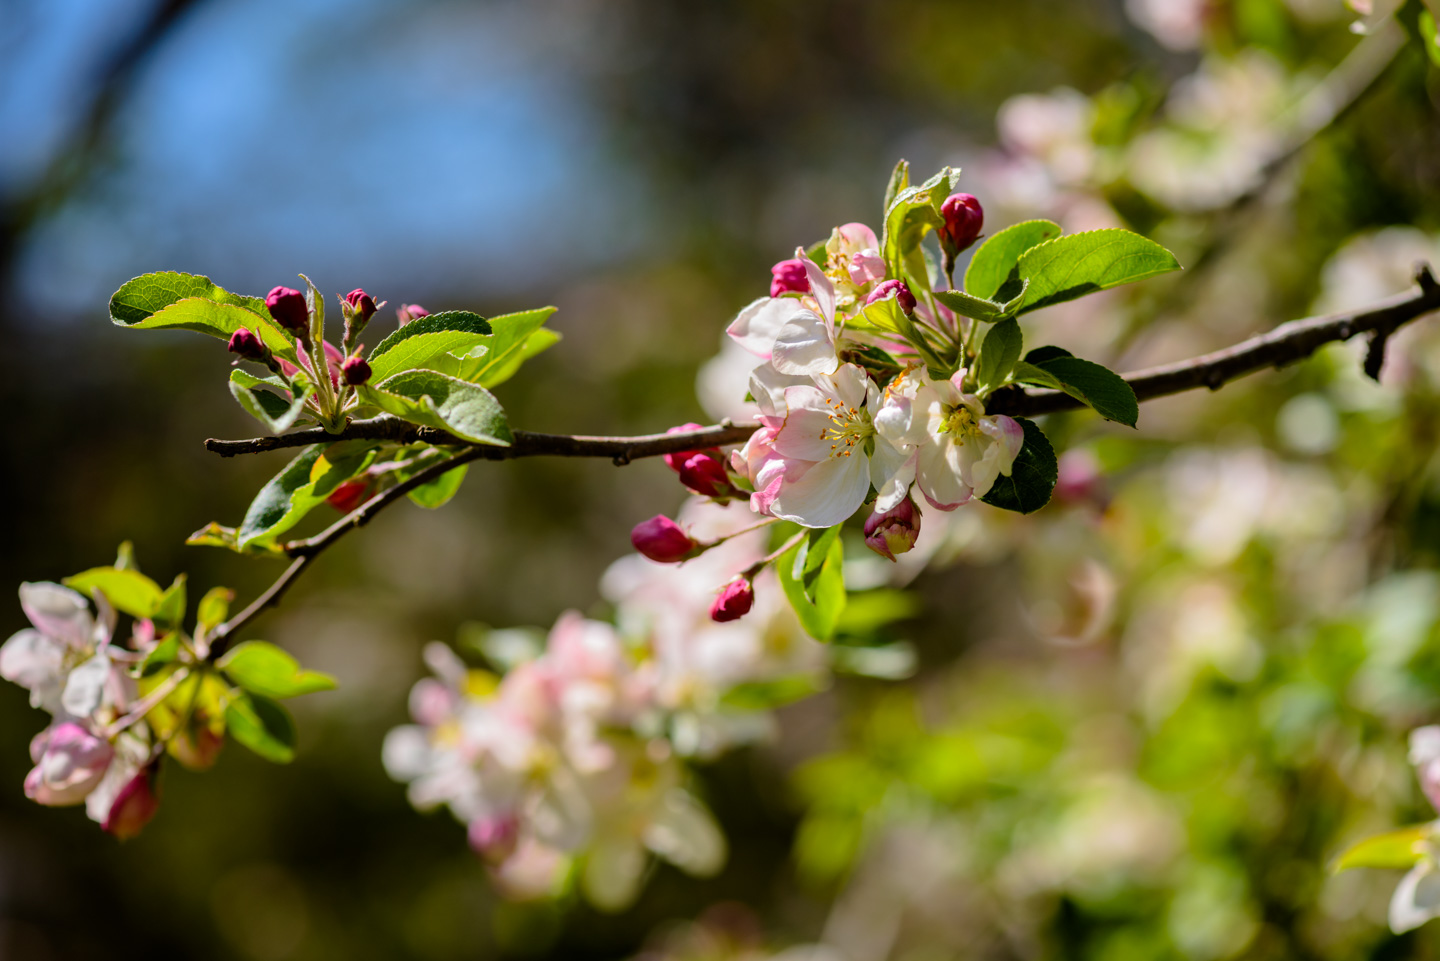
left=726, top=297, right=797, bottom=358
left=1392, top=861, right=1440, bottom=933
left=0, top=629, right=69, bottom=708
left=772, top=311, right=838, bottom=377
left=771, top=453, right=871, bottom=528
left=874, top=456, right=916, bottom=513
left=19, top=582, right=93, bottom=649
left=799, top=250, right=836, bottom=322
left=643, top=789, right=726, bottom=877
left=868, top=434, right=908, bottom=494
left=582, top=834, right=646, bottom=912
left=381, top=725, right=433, bottom=782
left=916, top=439, right=973, bottom=511
left=61, top=653, right=110, bottom=718
left=749, top=364, right=810, bottom=418
left=774, top=406, right=839, bottom=463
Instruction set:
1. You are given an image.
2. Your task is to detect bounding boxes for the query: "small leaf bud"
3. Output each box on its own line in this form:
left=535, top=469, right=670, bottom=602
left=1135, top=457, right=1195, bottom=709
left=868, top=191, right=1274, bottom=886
left=865, top=278, right=917, bottom=314
left=226, top=327, right=268, bottom=361
left=938, top=193, right=984, bottom=257
left=770, top=258, right=812, bottom=297
left=265, top=286, right=310, bottom=333
left=863, top=495, right=921, bottom=561
left=630, top=515, right=698, bottom=564
left=710, top=577, right=755, bottom=622
left=341, top=354, right=372, bottom=386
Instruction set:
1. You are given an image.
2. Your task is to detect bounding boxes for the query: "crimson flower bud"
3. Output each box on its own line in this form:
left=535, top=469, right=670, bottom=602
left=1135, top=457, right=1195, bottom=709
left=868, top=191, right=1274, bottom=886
left=710, top=577, right=755, bottom=622
left=345, top=288, right=377, bottom=323
left=663, top=423, right=707, bottom=473
left=769, top=258, right=811, bottom=297
left=327, top=478, right=371, bottom=513
left=227, top=327, right=268, bottom=360
left=865, top=278, right=917, bottom=314
left=341, top=354, right=371, bottom=386
left=265, top=286, right=309, bottom=333
left=938, top=193, right=984, bottom=257
left=631, top=515, right=697, bottom=564
left=102, top=765, right=160, bottom=841
left=676, top=452, right=733, bottom=498
left=863, top=496, right=921, bottom=562
left=397, top=303, right=429, bottom=326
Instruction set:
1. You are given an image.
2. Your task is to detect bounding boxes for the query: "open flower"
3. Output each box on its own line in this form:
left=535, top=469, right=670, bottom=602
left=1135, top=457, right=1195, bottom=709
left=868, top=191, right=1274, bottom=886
left=1, top=582, right=126, bottom=718
left=25, top=721, right=114, bottom=806
left=760, top=364, right=904, bottom=528
left=727, top=251, right=840, bottom=377
left=876, top=367, right=1024, bottom=511
left=1392, top=726, right=1440, bottom=933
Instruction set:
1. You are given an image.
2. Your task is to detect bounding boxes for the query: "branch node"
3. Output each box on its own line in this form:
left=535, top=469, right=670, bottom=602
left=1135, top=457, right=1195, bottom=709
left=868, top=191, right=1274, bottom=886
left=612, top=449, right=633, bottom=467
left=1365, top=326, right=1393, bottom=382
left=1203, top=368, right=1226, bottom=390
left=1417, top=261, right=1440, bottom=296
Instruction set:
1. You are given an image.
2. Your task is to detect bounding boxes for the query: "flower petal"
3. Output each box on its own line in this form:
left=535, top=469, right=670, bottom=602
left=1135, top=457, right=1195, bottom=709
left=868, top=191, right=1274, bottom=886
left=61, top=653, right=110, bottom=718
left=1391, top=860, right=1440, bottom=933
left=19, top=582, right=93, bottom=649
left=770, top=452, right=871, bottom=528
left=799, top=249, right=836, bottom=322
left=772, top=311, right=839, bottom=377
left=726, top=297, right=797, bottom=358
left=643, top=789, right=726, bottom=877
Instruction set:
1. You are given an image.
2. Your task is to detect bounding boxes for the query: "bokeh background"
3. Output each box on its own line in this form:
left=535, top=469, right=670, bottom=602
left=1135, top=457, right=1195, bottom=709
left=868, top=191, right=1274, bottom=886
left=4, top=0, right=1440, bottom=958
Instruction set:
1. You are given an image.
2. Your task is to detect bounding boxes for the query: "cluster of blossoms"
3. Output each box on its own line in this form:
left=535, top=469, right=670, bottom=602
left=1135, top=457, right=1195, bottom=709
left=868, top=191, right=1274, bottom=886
left=0, top=583, right=162, bottom=837
left=384, top=500, right=826, bottom=910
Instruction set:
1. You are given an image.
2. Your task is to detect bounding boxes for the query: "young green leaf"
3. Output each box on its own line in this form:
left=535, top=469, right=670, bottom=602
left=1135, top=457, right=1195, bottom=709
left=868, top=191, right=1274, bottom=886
left=964, top=220, right=1062, bottom=302
left=110, top=272, right=300, bottom=359
left=114, top=541, right=139, bottom=572
left=62, top=568, right=162, bottom=619
left=882, top=166, right=962, bottom=274
left=976, top=318, right=1024, bottom=393
left=882, top=159, right=911, bottom=216
left=225, top=692, right=297, bottom=763
left=1009, top=361, right=1064, bottom=390
left=366, top=311, right=494, bottom=382
left=139, top=635, right=180, bottom=678
left=236, top=443, right=380, bottom=552
left=456, top=307, right=558, bottom=387
left=154, top=575, right=187, bottom=630
left=981, top=418, right=1057, bottom=514
left=1016, top=229, right=1181, bottom=314
left=218, top=641, right=338, bottom=699
left=472, top=327, right=561, bottom=389
left=196, top=587, right=234, bottom=633
left=228, top=369, right=312, bottom=433
left=1029, top=355, right=1139, bottom=427
left=405, top=463, right=469, bottom=509
left=1334, top=824, right=1433, bottom=872
left=363, top=371, right=513, bottom=446
left=779, top=528, right=847, bottom=640
left=933, top=289, right=1005, bottom=323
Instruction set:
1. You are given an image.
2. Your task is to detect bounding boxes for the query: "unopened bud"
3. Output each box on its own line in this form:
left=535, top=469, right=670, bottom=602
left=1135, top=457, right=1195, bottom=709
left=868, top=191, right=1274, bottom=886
left=865, top=279, right=917, bottom=314
left=341, top=354, right=371, bottom=386
left=102, top=765, right=160, bottom=841
left=863, top=496, right=921, bottom=562
left=676, top=452, right=734, bottom=498
left=327, top=478, right=371, bottom=513
left=468, top=814, right=520, bottom=863
left=710, top=577, right=755, bottom=622
left=397, top=303, right=430, bottom=326
left=345, top=288, right=377, bottom=323
left=630, top=515, right=697, bottom=564
left=265, top=286, right=310, bottom=334
left=227, top=327, right=268, bottom=361
left=769, top=258, right=811, bottom=297
left=938, top=193, right=984, bottom=257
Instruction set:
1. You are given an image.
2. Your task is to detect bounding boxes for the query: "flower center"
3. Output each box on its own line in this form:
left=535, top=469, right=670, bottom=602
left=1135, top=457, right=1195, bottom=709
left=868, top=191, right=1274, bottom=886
left=939, top=404, right=979, bottom=440
left=818, top=398, right=875, bottom=458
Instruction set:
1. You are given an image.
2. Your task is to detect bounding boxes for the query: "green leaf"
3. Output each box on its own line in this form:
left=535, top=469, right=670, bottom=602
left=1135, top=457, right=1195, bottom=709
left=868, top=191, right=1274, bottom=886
left=363, top=371, right=512, bottom=446
left=981, top=418, right=1057, bottom=515
left=218, top=641, right=337, bottom=699
left=456, top=307, right=558, bottom=387
left=722, top=675, right=825, bottom=711
left=154, top=575, right=187, bottom=630
left=964, top=220, right=1062, bottom=302
left=139, top=635, right=180, bottom=678
left=110, top=271, right=299, bottom=360
left=473, top=327, right=560, bottom=389
left=834, top=590, right=923, bottom=636
left=197, top=587, right=234, bottom=633
left=367, top=311, right=494, bottom=383
left=882, top=159, right=911, bottom=216
left=779, top=529, right=847, bottom=640
left=1009, top=361, right=1065, bottom=391
left=62, top=567, right=162, bottom=618
left=1334, top=824, right=1433, bottom=872
left=406, top=463, right=468, bottom=509
left=225, top=692, right=297, bottom=763
left=976, top=318, right=1023, bottom=393
left=114, top=541, right=139, bottom=572
left=882, top=166, right=961, bottom=274
left=1029, top=355, right=1139, bottom=427
left=229, top=368, right=312, bottom=433
left=1016, top=229, right=1181, bottom=314
left=933, top=289, right=1005, bottom=323
left=236, top=443, right=380, bottom=552
left=1024, top=345, right=1074, bottom=365
left=1421, top=9, right=1440, bottom=68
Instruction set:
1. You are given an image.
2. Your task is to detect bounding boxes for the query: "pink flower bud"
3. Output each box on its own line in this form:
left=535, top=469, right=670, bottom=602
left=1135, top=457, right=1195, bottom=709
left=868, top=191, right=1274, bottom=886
left=345, top=288, right=377, bottom=323
left=710, top=577, right=755, bottom=622
left=865, top=279, right=917, bottom=314
left=102, top=766, right=160, bottom=840
left=24, top=722, right=113, bottom=807
left=397, top=304, right=430, bottom=326
left=864, top=496, right=921, bottom=562
left=326, top=478, right=371, bottom=513
left=663, top=423, right=708, bottom=472
left=676, top=452, right=733, bottom=498
left=226, top=327, right=267, bottom=360
left=938, top=193, right=984, bottom=256
left=341, top=354, right=371, bottom=386
left=630, top=515, right=697, bottom=564
left=468, top=813, right=520, bottom=863
left=265, top=286, right=309, bottom=333
left=769, top=258, right=811, bottom=297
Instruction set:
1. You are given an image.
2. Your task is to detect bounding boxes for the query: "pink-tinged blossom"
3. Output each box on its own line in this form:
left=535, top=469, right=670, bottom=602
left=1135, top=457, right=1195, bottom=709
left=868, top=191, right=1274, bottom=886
left=769, top=258, right=811, bottom=297
left=1390, top=726, right=1440, bottom=933
left=1, top=582, right=125, bottom=718
left=762, top=364, right=905, bottom=528
left=397, top=304, right=429, bottom=325
left=863, top=495, right=922, bottom=561
left=828, top=222, right=886, bottom=290
left=727, top=252, right=840, bottom=377
left=875, top=367, right=1024, bottom=511
left=630, top=516, right=698, bottom=564
left=469, top=813, right=521, bottom=862
left=866, top=279, right=917, bottom=314
left=101, top=766, right=160, bottom=840
left=24, top=722, right=114, bottom=806
left=265, top=286, right=309, bottom=333
left=710, top=578, right=754, bottom=623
